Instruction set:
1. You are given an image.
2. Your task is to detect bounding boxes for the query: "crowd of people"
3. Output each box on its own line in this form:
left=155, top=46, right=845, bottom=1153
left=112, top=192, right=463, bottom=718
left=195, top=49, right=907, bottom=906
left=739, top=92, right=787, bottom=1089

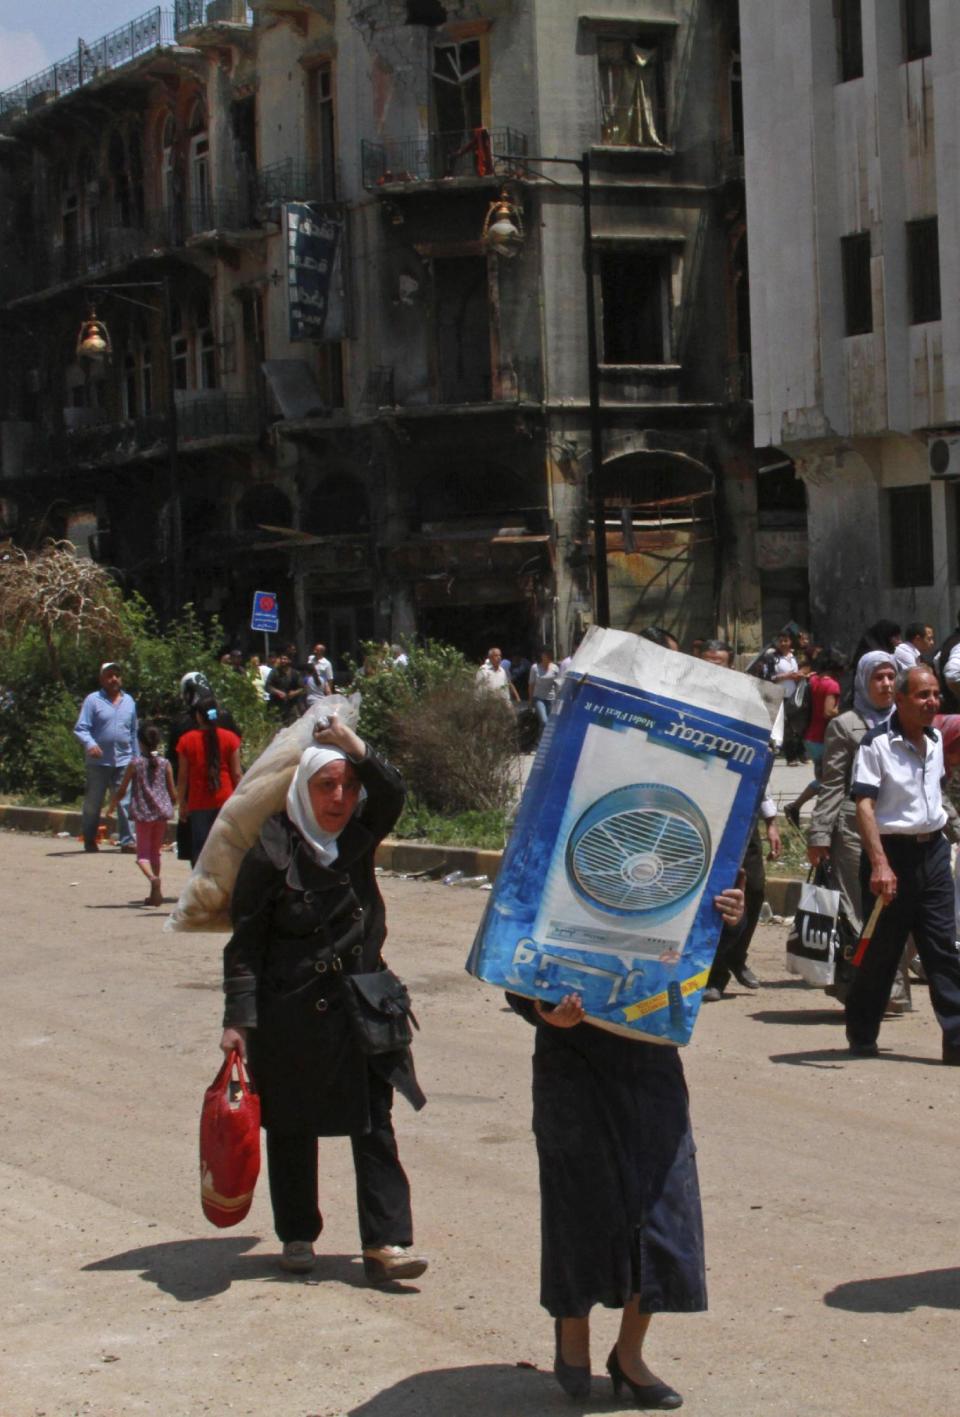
left=63, top=610, right=960, bottom=1409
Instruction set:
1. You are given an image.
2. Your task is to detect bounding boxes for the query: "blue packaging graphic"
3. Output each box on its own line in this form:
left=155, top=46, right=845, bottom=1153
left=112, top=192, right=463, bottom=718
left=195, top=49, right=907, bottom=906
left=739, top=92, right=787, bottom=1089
left=466, top=627, right=778, bottom=1045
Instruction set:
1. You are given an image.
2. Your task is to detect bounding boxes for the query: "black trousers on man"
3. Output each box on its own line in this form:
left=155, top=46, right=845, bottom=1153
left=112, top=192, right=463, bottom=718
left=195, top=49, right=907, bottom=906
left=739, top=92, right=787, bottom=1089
left=265, top=1072, right=413, bottom=1247
left=708, top=830, right=766, bottom=992
left=846, top=833, right=960, bottom=1049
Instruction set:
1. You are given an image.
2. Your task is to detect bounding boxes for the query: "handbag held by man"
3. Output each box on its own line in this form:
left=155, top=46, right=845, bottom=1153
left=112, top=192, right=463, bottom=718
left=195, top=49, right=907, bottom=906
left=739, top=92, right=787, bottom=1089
left=786, top=864, right=841, bottom=987
left=199, top=1049, right=261, bottom=1227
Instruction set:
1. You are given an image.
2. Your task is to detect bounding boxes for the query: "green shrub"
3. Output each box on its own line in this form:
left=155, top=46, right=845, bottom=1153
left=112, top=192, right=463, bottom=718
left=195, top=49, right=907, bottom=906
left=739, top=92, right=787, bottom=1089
left=0, top=591, right=272, bottom=798
left=346, top=640, right=520, bottom=815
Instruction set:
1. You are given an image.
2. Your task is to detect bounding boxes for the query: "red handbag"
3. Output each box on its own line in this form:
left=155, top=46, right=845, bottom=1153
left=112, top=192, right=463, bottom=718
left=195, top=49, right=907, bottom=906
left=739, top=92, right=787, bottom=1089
left=199, top=1049, right=261, bottom=1228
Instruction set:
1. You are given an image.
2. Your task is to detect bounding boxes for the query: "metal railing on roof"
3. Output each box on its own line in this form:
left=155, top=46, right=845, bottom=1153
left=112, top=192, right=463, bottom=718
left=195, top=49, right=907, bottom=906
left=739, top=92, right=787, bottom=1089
left=361, top=127, right=528, bottom=191
left=0, top=4, right=252, bottom=119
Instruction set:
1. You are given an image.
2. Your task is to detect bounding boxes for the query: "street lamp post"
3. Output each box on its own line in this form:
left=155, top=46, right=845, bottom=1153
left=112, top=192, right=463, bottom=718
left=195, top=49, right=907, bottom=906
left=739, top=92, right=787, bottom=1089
left=78, top=275, right=183, bottom=614
left=483, top=149, right=610, bottom=628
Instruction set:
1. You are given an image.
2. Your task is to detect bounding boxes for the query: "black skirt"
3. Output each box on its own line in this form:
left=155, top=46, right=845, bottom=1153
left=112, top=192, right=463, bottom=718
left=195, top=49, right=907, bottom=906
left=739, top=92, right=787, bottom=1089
left=532, top=1021, right=706, bottom=1318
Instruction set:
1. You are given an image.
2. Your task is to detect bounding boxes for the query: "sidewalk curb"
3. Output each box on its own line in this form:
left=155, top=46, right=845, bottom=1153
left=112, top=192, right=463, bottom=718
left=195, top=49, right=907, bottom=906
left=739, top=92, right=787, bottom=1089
left=1, top=804, right=805, bottom=913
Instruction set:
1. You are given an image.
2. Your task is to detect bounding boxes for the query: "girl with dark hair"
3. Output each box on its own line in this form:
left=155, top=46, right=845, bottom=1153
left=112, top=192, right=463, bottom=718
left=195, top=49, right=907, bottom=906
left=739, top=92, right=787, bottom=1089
left=176, top=697, right=243, bottom=866
left=785, top=647, right=846, bottom=826
left=111, top=723, right=176, bottom=905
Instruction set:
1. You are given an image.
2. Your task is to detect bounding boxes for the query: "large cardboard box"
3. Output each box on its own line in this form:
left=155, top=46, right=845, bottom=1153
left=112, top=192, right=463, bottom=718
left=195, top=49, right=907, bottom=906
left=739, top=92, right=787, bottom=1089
left=467, top=627, right=780, bottom=1045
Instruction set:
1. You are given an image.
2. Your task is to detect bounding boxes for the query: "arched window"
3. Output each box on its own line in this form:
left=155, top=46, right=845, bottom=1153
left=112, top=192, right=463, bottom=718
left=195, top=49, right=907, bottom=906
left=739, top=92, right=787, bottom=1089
left=161, top=114, right=177, bottom=215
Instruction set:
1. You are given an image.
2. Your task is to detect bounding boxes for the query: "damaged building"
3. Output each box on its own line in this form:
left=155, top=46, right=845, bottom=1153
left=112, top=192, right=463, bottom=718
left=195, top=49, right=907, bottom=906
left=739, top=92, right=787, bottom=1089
left=0, top=0, right=768, bottom=662
left=741, top=0, right=960, bottom=646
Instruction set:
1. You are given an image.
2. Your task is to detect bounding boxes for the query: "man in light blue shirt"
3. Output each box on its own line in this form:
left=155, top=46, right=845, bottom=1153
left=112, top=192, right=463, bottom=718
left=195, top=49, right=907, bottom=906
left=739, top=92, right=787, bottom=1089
left=73, top=662, right=138, bottom=852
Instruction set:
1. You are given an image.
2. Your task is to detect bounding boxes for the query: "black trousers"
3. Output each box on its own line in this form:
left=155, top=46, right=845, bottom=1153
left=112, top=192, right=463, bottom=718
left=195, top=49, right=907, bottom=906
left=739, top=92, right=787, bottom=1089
left=708, top=830, right=766, bottom=992
left=846, top=833, right=960, bottom=1048
left=265, top=1071, right=413, bottom=1247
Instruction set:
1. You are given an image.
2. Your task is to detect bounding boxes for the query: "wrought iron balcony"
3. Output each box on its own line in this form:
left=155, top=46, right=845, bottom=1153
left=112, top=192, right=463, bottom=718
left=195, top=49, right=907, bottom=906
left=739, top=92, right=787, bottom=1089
left=26, top=195, right=255, bottom=294
left=255, top=159, right=337, bottom=206
left=10, top=395, right=260, bottom=476
left=0, top=5, right=252, bottom=122
left=361, top=127, right=528, bottom=191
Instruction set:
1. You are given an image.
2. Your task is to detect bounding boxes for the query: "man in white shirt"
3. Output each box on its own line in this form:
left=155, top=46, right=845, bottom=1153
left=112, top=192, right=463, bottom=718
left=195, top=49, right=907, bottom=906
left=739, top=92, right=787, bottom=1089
left=849, top=664, right=960, bottom=1061
left=307, top=643, right=334, bottom=688
left=893, top=621, right=934, bottom=673
left=475, top=647, right=519, bottom=705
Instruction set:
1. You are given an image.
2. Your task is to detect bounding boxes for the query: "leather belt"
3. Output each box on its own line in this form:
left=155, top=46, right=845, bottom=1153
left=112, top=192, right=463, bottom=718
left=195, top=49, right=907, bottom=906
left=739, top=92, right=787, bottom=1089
left=882, top=830, right=941, bottom=844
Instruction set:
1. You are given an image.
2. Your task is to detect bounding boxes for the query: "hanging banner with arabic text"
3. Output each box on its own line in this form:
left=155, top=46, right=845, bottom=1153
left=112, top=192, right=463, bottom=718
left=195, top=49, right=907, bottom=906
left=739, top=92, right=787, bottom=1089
left=286, top=202, right=346, bottom=343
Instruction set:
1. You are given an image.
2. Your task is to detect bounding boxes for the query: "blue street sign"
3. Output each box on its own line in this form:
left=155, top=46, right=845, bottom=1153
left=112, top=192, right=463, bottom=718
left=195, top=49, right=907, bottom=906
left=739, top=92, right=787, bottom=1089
left=251, top=590, right=279, bottom=633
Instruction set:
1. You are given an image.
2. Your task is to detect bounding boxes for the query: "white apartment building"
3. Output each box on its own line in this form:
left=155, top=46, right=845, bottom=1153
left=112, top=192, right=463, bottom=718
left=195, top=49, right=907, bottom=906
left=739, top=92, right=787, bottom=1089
left=741, top=0, right=960, bottom=645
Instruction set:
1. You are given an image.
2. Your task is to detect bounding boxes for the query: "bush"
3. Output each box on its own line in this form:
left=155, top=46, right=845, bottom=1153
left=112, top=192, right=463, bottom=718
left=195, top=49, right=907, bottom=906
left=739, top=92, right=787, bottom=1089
left=0, top=590, right=273, bottom=799
left=347, top=640, right=520, bottom=815
left=389, top=680, right=519, bottom=813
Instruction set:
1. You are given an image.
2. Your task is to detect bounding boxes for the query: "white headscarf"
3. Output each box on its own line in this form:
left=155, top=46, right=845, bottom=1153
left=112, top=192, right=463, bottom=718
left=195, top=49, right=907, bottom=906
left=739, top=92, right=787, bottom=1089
left=285, top=745, right=360, bottom=866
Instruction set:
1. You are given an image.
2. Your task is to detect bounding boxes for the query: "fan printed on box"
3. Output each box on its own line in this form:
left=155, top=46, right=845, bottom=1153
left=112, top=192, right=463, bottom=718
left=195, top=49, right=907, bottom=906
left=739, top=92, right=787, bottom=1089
left=467, top=630, right=776, bottom=1045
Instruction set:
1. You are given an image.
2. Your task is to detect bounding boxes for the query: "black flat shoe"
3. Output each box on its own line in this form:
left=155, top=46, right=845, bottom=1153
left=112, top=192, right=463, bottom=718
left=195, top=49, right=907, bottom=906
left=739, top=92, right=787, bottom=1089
left=606, top=1344, right=682, bottom=1410
left=553, top=1319, right=591, bottom=1399
left=735, top=966, right=760, bottom=990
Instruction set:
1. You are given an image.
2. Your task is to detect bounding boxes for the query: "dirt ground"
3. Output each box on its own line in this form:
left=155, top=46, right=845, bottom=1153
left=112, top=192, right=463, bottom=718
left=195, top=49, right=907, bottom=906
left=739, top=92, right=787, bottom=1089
left=2, top=829, right=958, bottom=1417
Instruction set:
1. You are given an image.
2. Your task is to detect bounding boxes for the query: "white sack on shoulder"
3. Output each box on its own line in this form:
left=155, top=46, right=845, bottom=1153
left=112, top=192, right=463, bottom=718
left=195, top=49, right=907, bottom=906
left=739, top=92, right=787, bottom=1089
left=165, top=695, right=361, bottom=934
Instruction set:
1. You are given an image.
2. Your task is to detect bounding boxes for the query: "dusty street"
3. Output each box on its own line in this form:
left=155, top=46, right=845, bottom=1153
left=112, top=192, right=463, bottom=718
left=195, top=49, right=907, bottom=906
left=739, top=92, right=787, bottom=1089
left=1, top=830, right=958, bottom=1417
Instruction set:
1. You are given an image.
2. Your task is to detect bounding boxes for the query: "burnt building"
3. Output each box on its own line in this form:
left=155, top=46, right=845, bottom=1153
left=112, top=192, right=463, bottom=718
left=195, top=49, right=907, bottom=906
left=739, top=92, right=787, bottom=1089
left=0, top=0, right=765, bottom=664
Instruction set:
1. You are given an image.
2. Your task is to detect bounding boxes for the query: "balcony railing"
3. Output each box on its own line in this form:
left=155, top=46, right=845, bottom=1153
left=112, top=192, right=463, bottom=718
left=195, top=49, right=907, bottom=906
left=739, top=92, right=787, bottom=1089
left=0, top=5, right=252, bottom=121
left=12, top=395, right=260, bottom=475
left=255, top=159, right=337, bottom=205
left=28, top=195, right=254, bottom=292
left=0, top=8, right=174, bottom=119
left=361, top=127, right=528, bottom=191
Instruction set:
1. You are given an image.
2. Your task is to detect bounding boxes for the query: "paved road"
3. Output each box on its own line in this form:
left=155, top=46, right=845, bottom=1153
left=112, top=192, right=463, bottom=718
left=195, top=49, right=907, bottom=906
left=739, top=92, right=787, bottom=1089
left=1, top=831, right=957, bottom=1417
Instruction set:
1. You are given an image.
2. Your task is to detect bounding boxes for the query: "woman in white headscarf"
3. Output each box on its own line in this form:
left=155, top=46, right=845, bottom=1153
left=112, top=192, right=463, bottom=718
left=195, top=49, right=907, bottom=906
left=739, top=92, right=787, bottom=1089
left=807, top=651, right=903, bottom=1000
left=219, top=716, right=427, bottom=1281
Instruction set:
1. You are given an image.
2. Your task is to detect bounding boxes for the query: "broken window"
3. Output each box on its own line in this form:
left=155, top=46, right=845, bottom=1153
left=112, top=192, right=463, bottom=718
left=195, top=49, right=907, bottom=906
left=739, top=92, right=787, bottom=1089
left=432, top=256, right=491, bottom=403
left=837, top=0, right=863, bottom=82
left=888, top=485, right=933, bottom=587
left=904, top=0, right=931, bottom=61
left=598, top=38, right=667, bottom=148
left=840, top=231, right=872, bottom=335
left=600, top=252, right=671, bottom=364
left=907, top=217, right=940, bottom=323
left=432, top=39, right=483, bottom=137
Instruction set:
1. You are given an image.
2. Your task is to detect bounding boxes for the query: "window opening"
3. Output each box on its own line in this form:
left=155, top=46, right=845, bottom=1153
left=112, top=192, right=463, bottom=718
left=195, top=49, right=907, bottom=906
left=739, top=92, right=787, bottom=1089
left=308, top=65, right=337, bottom=201
left=841, top=231, right=872, bottom=335
left=904, top=0, right=931, bottom=61
left=432, top=40, right=483, bottom=136
left=600, top=252, right=670, bottom=364
left=888, top=485, right=933, bottom=587
left=598, top=37, right=667, bottom=147
left=907, top=217, right=940, bottom=323
left=837, top=0, right=864, bottom=82
left=123, top=351, right=137, bottom=418
left=170, top=301, right=190, bottom=391
left=433, top=256, right=491, bottom=403
left=196, top=298, right=217, bottom=389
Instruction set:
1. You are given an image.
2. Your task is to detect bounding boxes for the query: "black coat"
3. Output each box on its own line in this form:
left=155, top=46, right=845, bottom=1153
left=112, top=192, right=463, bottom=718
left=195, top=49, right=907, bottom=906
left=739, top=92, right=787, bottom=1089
left=222, top=748, right=420, bottom=1136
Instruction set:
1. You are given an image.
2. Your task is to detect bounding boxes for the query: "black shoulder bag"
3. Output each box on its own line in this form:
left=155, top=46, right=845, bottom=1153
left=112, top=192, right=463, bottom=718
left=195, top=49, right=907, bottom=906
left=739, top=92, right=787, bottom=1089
left=343, top=969, right=419, bottom=1055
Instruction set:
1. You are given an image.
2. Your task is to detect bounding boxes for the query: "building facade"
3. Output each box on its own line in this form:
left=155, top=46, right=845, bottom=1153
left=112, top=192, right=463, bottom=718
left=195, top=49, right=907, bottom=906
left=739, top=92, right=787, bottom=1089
left=742, top=0, right=959, bottom=647
left=0, top=0, right=764, bottom=665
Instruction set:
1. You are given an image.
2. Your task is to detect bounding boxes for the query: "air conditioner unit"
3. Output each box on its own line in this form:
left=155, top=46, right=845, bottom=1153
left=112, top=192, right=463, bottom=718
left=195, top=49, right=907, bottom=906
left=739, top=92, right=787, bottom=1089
left=928, top=435, right=960, bottom=478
